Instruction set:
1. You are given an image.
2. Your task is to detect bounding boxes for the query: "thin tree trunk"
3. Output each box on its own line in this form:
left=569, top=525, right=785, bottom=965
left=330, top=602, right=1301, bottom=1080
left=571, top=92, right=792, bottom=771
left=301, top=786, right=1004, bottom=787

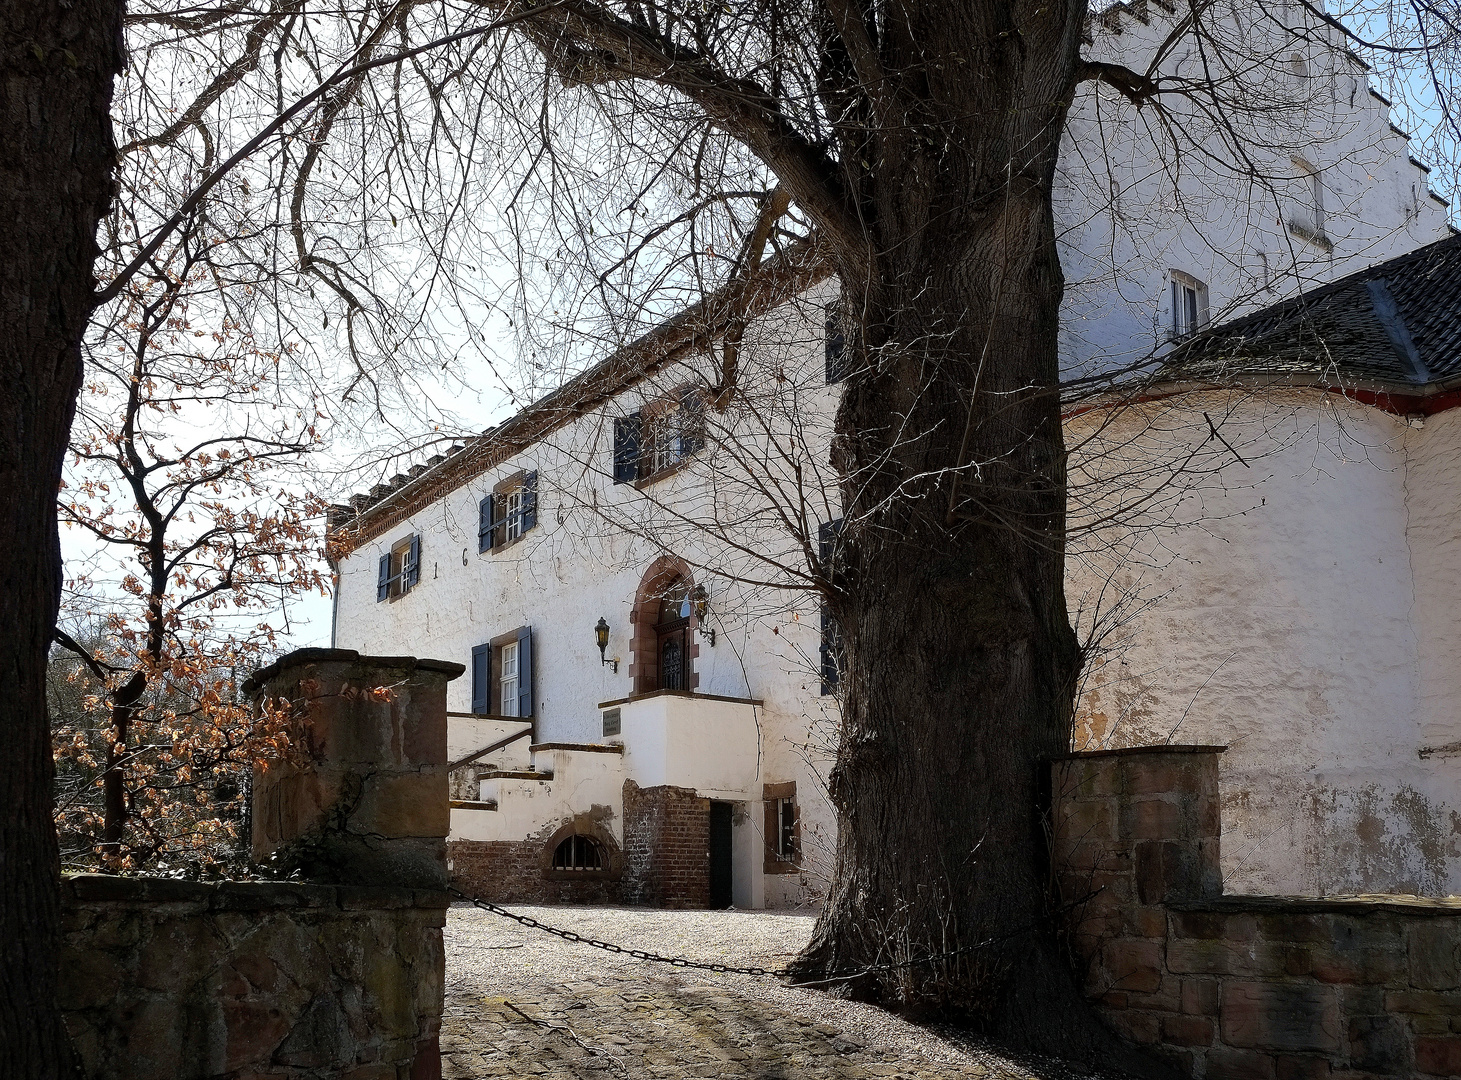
left=0, top=1, right=123, bottom=1073
left=799, top=2, right=1161, bottom=1068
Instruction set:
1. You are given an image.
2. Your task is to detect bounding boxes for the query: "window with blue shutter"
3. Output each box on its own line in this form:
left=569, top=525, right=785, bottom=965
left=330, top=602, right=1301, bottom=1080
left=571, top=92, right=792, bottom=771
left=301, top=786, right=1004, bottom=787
left=471, top=644, right=490, bottom=714
left=818, top=518, right=845, bottom=695
left=521, top=471, right=538, bottom=532
left=478, top=494, right=495, bottom=553
left=516, top=625, right=533, bottom=717
left=677, top=388, right=706, bottom=457
left=377, top=553, right=391, bottom=602
left=404, top=534, right=421, bottom=589
left=613, top=414, right=642, bottom=484
left=825, top=302, right=849, bottom=384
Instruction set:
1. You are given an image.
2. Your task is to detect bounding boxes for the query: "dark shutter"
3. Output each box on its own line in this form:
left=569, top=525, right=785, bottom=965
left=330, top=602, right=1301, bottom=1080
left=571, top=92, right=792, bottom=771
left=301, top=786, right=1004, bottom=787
left=471, top=644, right=489, bottom=714
left=825, top=303, right=848, bottom=383
left=405, top=534, right=421, bottom=589
left=521, top=471, right=538, bottom=532
left=485, top=493, right=502, bottom=552
left=377, top=553, right=391, bottom=602
left=677, top=388, right=705, bottom=456
left=819, top=518, right=844, bottom=695
left=613, top=413, right=642, bottom=484
left=516, top=625, right=533, bottom=717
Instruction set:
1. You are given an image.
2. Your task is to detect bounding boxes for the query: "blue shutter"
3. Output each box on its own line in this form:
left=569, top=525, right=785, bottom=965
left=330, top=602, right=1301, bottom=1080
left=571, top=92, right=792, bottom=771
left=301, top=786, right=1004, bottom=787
left=377, top=553, right=391, bottom=602
left=678, top=389, right=705, bottom=456
left=521, top=471, right=538, bottom=532
left=516, top=626, right=533, bottom=717
left=478, top=495, right=493, bottom=553
left=405, top=534, right=421, bottom=589
left=471, top=644, right=489, bottom=714
left=613, top=414, right=642, bottom=484
left=825, top=304, right=848, bottom=383
left=818, top=519, right=844, bottom=695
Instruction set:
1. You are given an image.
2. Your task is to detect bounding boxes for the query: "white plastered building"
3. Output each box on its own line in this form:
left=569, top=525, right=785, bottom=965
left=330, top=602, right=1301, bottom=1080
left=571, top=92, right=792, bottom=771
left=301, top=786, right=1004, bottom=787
left=327, top=0, right=1459, bottom=908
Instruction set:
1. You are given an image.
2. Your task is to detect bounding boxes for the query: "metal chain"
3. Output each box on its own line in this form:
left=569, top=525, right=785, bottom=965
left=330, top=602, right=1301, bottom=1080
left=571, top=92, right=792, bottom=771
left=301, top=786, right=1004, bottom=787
left=449, top=886, right=1036, bottom=982
left=450, top=887, right=791, bottom=976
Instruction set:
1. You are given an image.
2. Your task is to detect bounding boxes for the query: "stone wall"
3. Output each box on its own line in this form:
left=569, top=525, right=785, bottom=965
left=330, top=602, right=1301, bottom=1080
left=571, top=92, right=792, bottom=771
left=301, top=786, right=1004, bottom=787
left=59, top=876, right=446, bottom=1080
left=622, top=780, right=710, bottom=908
left=1054, top=747, right=1461, bottom=1078
left=57, top=649, right=460, bottom=1080
left=448, top=833, right=623, bottom=905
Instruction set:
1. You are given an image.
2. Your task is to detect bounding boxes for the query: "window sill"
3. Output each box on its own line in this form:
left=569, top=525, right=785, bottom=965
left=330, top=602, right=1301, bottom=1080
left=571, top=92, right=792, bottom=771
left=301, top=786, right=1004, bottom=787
left=1288, top=221, right=1334, bottom=252
left=633, top=455, right=696, bottom=490
left=763, top=857, right=802, bottom=876
left=483, top=528, right=534, bottom=556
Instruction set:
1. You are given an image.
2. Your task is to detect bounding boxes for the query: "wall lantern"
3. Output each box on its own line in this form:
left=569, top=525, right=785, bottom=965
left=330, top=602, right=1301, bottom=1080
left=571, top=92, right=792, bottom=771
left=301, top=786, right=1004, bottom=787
left=594, top=617, right=619, bottom=673
left=680, top=585, right=715, bottom=647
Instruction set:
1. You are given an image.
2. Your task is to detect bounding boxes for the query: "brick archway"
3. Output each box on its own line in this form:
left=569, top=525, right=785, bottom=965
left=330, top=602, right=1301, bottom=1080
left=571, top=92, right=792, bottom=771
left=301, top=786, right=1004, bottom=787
left=629, top=555, right=700, bottom=695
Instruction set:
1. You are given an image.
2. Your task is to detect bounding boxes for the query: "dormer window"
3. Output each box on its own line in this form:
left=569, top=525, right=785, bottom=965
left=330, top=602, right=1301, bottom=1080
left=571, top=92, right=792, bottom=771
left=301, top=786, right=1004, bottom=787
left=1170, top=272, right=1208, bottom=341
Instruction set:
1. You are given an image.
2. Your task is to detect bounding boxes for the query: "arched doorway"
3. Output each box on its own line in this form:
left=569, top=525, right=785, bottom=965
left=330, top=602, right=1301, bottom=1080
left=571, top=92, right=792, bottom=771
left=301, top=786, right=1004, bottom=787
left=654, top=586, right=691, bottom=692
left=629, top=556, right=698, bottom=695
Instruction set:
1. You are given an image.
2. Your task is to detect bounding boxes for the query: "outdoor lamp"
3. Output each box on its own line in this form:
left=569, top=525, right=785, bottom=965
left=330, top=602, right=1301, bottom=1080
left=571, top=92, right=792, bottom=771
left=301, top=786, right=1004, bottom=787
left=681, top=585, right=715, bottom=647
left=594, top=617, right=619, bottom=673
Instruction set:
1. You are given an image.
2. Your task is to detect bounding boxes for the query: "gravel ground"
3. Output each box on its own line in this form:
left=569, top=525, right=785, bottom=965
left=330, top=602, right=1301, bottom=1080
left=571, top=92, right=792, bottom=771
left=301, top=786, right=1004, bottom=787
left=442, top=902, right=1111, bottom=1080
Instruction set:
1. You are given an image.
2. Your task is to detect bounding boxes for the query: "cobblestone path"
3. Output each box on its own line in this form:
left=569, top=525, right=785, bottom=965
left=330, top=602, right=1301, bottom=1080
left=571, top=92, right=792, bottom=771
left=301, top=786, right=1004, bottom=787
left=442, top=904, right=1100, bottom=1080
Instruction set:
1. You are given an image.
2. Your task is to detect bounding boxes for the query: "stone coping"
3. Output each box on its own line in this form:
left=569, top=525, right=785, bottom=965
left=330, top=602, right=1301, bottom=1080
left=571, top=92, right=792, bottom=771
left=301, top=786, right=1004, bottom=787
left=1054, top=744, right=1228, bottom=760
left=243, top=647, right=465, bottom=694
left=61, top=873, right=450, bottom=911
left=1168, top=892, right=1461, bottom=916
left=480, top=769, right=553, bottom=781
left=530, top=742, right=625, bottom=754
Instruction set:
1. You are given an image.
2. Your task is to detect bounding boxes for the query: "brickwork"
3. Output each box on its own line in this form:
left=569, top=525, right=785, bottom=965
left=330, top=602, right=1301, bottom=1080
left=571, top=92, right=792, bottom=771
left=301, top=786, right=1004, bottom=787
left=1053, top=747, right=1461, bottom=1078
left=622, top=780, right=711, bottom=908
left=448, top=835, right=623, bottom=904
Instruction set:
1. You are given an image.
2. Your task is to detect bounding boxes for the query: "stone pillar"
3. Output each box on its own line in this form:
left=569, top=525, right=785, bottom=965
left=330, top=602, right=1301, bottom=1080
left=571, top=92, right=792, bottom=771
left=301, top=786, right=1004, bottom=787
left=245, top=648, right=463, bottom=889
left=1051, top=746, right=1225, bottom=922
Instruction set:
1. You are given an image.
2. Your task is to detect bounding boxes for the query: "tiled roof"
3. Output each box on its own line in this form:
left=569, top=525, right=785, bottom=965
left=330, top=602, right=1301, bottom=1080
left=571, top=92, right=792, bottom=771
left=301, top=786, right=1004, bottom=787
left=1167, top=232, right=1461, bottom=392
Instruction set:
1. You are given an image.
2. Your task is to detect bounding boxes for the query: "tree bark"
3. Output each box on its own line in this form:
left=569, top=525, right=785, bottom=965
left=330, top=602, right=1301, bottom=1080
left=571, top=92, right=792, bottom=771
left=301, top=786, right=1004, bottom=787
left=798, top=0, right=1155, bottom=1066
left=0, top=1, right=123, bottom=1074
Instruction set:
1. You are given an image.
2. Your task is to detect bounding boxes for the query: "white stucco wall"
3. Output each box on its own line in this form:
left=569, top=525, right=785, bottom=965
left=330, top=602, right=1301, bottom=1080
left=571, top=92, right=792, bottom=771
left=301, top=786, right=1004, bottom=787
left=333, top=4, right=1455, bottom=906
left=1057, top=0, right=1449, bottom=383
left=1068, top=391, right=1461, bottom=895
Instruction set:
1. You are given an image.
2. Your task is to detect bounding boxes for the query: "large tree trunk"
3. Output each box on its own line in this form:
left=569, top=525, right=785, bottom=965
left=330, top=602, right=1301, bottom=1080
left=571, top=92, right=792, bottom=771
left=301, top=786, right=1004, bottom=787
left=0, top=1, right=123, bottom=1073
left=800, top=1, right=1149, bottom=1067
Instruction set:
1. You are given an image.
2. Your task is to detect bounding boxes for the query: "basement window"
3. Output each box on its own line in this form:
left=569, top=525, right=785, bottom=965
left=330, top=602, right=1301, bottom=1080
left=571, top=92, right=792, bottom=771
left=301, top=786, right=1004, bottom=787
left=552, top=834, right=607, bottom=871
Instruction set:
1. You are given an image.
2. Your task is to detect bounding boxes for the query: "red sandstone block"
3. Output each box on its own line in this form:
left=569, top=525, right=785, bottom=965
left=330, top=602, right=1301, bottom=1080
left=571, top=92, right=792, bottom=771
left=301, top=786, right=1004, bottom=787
left=1057, top=798, right=1116, bottom=842
left=1310, top=947, right=1405, bottom=986
left=1220, top=982, right=1342, bottom=1054
left=1103, top=938, right=1164, bottom=994
left=1106, top=1009, right=1161, bottom=1045
left=1417, top=1036, right=1461, bottom=1077
left=1274, top=1055, right=1332, bottom=1080
left=1182, top=978, right=1220, bottom=1016
left=1205, top=1046, right=1277, bottom=1079
left=1384, top=989, right=1461, bottom=1015
left=1163, top=1014, right=1215, bottom=1046
left=1125, top=797, right=1183, bottom=841
left=1127, top=983, right=1183, bottom=1014
left=1410, top=923, right=1461, bottom=991
left=1124, top=757, right=1204, bottom=797
left=1256, top=914, right=1334, bottom=945
left=1126, top=905, right=1170, bottom=940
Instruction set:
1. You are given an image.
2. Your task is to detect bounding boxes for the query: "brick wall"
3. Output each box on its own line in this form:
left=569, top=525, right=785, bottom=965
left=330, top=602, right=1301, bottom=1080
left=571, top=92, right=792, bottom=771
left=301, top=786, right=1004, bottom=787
left=1053, top=747, right=1461, bottom=1078
left=622, top=780, right=710, bottom=908
left=448, top=838, right=623, bottom=904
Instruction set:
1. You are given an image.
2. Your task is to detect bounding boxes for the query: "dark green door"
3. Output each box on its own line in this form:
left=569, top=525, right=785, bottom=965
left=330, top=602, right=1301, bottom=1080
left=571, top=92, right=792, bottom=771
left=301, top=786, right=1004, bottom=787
left=708, top=801, right=733, bottom=909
